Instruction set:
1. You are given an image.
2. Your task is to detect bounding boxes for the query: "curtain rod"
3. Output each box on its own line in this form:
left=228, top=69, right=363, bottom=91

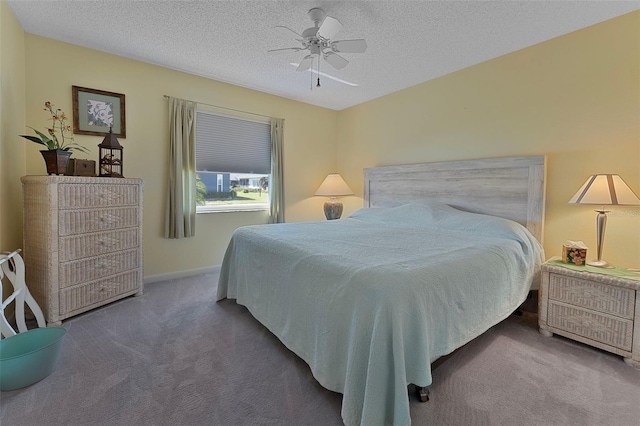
left=163, top=95, right=281, bottom=120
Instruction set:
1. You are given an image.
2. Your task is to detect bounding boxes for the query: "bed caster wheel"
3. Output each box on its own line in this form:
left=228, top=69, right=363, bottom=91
left=416, top=386, right=429, bottom=402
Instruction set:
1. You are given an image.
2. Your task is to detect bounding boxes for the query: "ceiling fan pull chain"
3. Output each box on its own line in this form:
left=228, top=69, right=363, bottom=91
left=317, top=56, right=321, bottom=87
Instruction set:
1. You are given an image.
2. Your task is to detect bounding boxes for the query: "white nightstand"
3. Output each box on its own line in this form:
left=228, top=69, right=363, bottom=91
left=539, top=262, right=640, bottom=368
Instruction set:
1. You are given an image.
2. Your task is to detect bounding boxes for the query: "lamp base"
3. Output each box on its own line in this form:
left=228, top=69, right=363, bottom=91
left=323, top=197, right=343, bottom=220
left=586, top=259, right=614, bottom=269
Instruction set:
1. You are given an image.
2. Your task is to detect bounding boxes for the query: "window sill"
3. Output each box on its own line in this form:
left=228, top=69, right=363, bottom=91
left=197, top=204, right=269, bottom=214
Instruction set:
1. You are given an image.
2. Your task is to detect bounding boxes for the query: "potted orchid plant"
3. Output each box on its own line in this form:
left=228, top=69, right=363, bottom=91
left=20, top=102, right=88, bottom=175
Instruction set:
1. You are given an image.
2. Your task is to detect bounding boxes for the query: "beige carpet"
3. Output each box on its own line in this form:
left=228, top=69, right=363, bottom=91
left=1, top=272, right=639, bottom=425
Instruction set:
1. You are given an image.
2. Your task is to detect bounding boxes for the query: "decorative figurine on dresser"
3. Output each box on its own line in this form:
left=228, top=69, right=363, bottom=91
left=98, top=127, right=124, bottom=177
left=21, top=176, right=143, bottom=326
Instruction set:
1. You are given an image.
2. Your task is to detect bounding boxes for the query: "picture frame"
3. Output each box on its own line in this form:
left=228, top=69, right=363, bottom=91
left=72, top=86, right=126, bottom=138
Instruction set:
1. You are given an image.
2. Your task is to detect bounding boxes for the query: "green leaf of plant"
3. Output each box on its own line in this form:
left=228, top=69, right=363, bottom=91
left=67, top=143, right=89, bottom=153
left=26, top=127, right=58, bottom=149
left=19, top=135, right=47, bottom=146
left=30, top=128, right=54, bottom=143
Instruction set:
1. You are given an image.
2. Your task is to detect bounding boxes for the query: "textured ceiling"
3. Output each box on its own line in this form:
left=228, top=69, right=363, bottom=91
left=8, top=1, right=640, bottom=111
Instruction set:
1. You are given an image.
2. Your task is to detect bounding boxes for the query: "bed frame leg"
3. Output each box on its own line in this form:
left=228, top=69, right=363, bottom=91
left=415, top=385, right=429, bottom=402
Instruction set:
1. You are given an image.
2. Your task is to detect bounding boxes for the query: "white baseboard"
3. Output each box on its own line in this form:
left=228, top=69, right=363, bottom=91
left=144, top=265, right=221, bottom=284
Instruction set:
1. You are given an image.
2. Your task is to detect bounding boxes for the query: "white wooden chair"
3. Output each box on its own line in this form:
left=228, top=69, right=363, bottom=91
left=0, top=249, right=46, bottom=338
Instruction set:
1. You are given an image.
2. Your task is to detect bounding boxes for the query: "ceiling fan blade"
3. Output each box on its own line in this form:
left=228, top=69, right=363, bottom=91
left=323, top=52, right=349, bottom=70
left=296, top=55, right=314, bottom=72
left=317, top=16, right=342, bottom=40
left=275, top=25, right=303, bottom=38
left=331, top=39, right=367, bottom=53
left=268, top=47, right=303, bottom=53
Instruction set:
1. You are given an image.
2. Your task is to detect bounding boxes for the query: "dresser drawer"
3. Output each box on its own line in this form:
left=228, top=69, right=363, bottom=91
left=59, top=207, right=139, bottom=236
left=547, top=301, right=633, bottom=351
left=59, top=248, right=140, bottom=288
left=58, top=183, right=139, bottom=209
left=59, top=228, right=139, bottom=262
left=548, top=272, right=635, bottom=320
left=59, top=270, right=140, bottom=315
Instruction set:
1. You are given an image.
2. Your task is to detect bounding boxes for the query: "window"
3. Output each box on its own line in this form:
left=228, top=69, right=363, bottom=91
left=195, top=110, right=271, bottom=213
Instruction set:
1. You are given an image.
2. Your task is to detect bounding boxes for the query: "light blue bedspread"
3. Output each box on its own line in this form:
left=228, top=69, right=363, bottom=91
left=217, top=202, right=543, bottom=426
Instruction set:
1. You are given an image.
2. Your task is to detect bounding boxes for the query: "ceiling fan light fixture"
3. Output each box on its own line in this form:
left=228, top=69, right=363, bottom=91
left=309, top=43, right=321, bottom=55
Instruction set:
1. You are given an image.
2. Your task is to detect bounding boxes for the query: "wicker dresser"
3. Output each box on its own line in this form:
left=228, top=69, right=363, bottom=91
left=21, top=176, right=143, bottom=326
left=539, top=263, right=640, bottom=368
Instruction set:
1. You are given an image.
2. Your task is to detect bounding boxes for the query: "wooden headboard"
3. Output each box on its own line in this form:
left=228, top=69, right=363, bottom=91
left=363, top=156, right=546, bottom=243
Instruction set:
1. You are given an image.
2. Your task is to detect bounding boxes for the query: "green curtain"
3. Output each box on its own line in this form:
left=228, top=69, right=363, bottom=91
left=165, top=97, right=197, bottom=238
left=269, top=118, right=284, bottom=223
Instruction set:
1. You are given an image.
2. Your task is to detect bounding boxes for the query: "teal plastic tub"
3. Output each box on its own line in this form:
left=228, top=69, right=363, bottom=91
left=0, top=327, right=67, bottom=391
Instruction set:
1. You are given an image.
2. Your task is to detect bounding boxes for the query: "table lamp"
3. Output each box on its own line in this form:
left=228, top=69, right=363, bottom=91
left=315, top=173, right=354, bottom=220
left=569, top=174, right=640, bottom=268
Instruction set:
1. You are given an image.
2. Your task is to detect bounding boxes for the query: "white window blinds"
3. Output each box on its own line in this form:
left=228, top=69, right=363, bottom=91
left=195, top=111, right=271, bottom=174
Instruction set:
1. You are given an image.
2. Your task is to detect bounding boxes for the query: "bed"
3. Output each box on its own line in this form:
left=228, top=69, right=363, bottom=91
left=217, top=156, right=546, bottom=426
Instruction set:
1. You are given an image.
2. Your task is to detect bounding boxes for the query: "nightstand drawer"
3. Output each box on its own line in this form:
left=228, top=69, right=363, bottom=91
left=547, top=301, right=633, bottom=351
left=549, top=272, right=635, bottom=319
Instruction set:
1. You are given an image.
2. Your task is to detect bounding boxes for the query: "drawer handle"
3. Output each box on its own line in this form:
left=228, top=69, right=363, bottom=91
left=97, top=239, right=117, bottom=247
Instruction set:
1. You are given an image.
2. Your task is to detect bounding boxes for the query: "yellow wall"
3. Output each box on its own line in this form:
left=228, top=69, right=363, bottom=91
left=21, top=34, right=337, bottom=279
left=337, top=11, right=640, bottom=269
left=0, top=1, right=26, bottom=253
left=3, top=7, right=639, bottom=281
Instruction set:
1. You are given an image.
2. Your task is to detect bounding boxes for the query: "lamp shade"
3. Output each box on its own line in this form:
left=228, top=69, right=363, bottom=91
left=569, top=174, right=640, bottom=205
left=315, top=173, right=354, bottom=197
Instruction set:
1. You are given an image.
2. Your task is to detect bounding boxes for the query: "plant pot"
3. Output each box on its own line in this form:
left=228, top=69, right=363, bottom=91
left=40, top=150, right=72, bottom=175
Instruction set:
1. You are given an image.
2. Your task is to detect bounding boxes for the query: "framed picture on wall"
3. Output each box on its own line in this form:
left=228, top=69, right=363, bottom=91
left=72, top=86, right=126, bottom=138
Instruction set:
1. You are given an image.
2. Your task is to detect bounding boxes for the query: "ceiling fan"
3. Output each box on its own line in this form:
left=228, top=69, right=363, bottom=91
left=269, top=7, right=367, bottom=82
